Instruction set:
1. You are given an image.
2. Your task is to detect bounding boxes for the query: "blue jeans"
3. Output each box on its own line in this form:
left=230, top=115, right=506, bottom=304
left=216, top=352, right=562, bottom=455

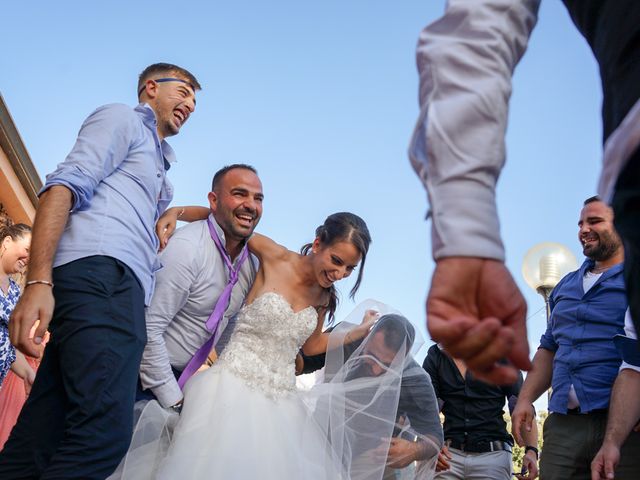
left=0, top=256, right=146, bottom=479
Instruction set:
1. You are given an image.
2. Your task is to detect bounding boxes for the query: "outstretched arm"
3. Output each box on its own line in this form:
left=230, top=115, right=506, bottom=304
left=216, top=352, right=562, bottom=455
left=409, top=1, right=540, bottom=384
left=246, top=232, right=287, bottom=262
left=156, top=206, right=210, bottom=250
left=301, top=308, right=378, bottom=357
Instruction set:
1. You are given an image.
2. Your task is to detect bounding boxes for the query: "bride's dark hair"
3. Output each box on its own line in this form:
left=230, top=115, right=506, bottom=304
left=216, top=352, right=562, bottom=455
left=300, top=212, right=371, bottom=322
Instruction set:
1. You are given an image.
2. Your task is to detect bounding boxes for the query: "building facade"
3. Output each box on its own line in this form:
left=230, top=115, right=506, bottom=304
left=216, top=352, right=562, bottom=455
left=0, top=93, right=41, bottom=226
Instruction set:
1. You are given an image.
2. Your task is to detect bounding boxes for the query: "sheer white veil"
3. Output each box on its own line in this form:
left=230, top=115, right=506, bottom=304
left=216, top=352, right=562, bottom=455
left=109, top=300, right=442, bottom=480
left=301, top=300, right=443, bottom=480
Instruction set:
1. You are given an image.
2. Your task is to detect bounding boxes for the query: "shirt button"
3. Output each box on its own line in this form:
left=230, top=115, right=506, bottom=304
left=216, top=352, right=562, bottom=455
left=157, top=172, right=161, bottom=178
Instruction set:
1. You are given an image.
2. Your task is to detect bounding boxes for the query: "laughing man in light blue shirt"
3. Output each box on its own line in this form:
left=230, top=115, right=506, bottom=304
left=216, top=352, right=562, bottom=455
left=0, top=63, right=201, bottom=480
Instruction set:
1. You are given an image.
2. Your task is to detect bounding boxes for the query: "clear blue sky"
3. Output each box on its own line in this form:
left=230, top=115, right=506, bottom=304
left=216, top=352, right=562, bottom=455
left=3, top=1, right=603, bottom=409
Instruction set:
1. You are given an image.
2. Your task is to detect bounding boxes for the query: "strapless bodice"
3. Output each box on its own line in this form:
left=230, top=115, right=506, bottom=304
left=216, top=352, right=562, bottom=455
left=216, top=292, right=317, bottom=397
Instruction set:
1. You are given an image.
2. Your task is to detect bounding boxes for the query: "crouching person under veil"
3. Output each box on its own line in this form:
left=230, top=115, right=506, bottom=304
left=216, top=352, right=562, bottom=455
left=300, top=302, right=444, bottom=479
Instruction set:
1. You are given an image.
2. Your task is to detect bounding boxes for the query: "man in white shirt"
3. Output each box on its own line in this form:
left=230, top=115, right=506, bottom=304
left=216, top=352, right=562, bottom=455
left=139, top=164, right=263, bottom=409
left=409, top=0, right=640, bottom=385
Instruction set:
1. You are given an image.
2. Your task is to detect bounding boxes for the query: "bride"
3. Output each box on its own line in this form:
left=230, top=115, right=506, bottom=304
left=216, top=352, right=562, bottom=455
left=113, top=212, right=440, bottom=479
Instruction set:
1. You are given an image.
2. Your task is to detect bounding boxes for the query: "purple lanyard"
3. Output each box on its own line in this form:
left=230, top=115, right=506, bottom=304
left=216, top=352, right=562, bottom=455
left=177, top=218, right=249, bottom=389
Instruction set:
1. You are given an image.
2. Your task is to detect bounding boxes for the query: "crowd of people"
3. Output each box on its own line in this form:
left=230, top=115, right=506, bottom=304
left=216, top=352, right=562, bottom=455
left=0, top=1, right=638, bottom=479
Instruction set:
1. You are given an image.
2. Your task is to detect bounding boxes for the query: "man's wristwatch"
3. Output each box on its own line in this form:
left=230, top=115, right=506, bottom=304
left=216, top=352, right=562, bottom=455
left=524, top=445, right=539, bottom=460
left=169, top=402, right=183, bottom=414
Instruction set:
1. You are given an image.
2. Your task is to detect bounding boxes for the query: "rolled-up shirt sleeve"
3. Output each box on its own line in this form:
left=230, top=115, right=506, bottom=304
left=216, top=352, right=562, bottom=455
left=140, top=235, right=198, bottom=407
left=540, top=285, right=559, bottom=352
left=539, top=323, right=558, bottom=353
left=40, top=104, right=142, bottom=211
left=408, top=0, right=540, bottom=260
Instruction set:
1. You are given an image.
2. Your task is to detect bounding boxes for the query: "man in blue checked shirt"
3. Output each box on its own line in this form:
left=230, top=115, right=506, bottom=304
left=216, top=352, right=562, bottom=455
left=0, top=63, right=200, bottom=480
left=512, top=196, right=640, bottom=480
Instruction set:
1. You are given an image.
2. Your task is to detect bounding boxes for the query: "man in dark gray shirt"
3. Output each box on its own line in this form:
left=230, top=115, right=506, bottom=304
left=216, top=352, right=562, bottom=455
left=301, top=313, right=443, bottom=475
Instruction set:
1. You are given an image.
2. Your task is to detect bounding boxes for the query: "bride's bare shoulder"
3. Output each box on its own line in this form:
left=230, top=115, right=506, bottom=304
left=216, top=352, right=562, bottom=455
left=248, top=233, right=292, bottom=262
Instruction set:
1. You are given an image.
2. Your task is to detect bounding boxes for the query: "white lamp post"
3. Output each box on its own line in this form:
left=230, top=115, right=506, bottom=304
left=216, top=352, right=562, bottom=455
left=522, top=242, right=578, bottom=325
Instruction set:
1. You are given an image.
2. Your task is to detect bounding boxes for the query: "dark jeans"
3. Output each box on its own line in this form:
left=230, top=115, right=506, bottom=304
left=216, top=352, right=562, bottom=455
left=540, top=411, right=640, bottom=480
left=0, top=256, right=146, bottom=480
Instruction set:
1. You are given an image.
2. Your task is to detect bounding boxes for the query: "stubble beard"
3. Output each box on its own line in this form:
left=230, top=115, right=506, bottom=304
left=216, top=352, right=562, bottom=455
left=584, top=230, right=622, bottom=262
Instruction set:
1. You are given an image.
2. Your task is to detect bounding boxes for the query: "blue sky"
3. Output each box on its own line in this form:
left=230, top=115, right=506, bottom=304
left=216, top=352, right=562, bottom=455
left=3, top=1, right=603, bottom=409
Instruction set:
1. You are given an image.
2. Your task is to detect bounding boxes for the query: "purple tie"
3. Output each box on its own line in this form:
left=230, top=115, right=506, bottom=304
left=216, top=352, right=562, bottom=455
left=177, top=218, right=249, bottom=389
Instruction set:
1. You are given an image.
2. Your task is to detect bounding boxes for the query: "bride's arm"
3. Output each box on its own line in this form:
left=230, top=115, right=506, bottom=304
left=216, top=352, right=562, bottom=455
left=302, top=308, right=378, bottom=356
left=156, top=206, right=209, bottom=250
left=301, top=309, right=330, bottom=356
left=247, top=233, right=288, bottom=263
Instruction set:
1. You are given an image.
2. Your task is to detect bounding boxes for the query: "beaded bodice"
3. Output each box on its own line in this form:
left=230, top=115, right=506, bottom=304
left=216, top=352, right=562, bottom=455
left=217, top=292, right=317, bottom=397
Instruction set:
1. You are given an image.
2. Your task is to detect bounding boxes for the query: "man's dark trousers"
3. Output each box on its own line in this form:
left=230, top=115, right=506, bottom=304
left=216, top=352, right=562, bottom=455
left=540, top=411, right=640, bottom=479
left=0, top=256, right=146, bottom=479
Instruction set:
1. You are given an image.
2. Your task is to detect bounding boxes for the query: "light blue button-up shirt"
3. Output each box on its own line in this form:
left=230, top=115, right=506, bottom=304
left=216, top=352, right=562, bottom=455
left=41, top=103, right=175, bottom=304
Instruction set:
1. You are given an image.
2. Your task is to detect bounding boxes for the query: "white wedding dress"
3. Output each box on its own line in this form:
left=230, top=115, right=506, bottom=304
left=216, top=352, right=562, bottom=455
left=115, top=292, right=345, bottom=479
left=113, top=293, right=440, bottom=479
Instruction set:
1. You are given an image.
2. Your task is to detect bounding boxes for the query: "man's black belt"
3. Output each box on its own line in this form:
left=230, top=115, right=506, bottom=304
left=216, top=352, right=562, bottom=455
left=447, top=439, right=512, bottom=454
left=566, top=407, right=608, bottom=415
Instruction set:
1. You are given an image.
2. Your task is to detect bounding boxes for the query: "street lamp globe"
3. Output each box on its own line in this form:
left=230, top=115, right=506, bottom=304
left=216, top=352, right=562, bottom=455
left=522, top=242, right=578, bottom=321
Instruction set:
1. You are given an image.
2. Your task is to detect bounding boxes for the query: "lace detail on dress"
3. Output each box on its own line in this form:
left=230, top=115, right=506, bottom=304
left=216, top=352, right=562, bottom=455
left=216, top=292, right=317, bottom=398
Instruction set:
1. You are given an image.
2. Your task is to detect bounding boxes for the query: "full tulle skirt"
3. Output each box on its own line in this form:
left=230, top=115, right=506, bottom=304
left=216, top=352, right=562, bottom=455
left=111, top=367, right=345, bottom=479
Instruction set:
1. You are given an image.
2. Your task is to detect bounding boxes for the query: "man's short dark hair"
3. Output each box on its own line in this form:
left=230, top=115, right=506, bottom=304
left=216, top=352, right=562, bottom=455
left=374, top=314, right=416, bottom=354
left=584, top=195, right=601, bottom=205
left=211, top=164, right=258, bottom=192
left=138, top=63, right=201, bottom=98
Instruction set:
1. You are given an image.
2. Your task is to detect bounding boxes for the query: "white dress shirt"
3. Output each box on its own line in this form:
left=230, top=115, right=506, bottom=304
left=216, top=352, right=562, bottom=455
left=140, top=214, right=257, bottom=407
left=409, top=0, right=640, bottom=260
